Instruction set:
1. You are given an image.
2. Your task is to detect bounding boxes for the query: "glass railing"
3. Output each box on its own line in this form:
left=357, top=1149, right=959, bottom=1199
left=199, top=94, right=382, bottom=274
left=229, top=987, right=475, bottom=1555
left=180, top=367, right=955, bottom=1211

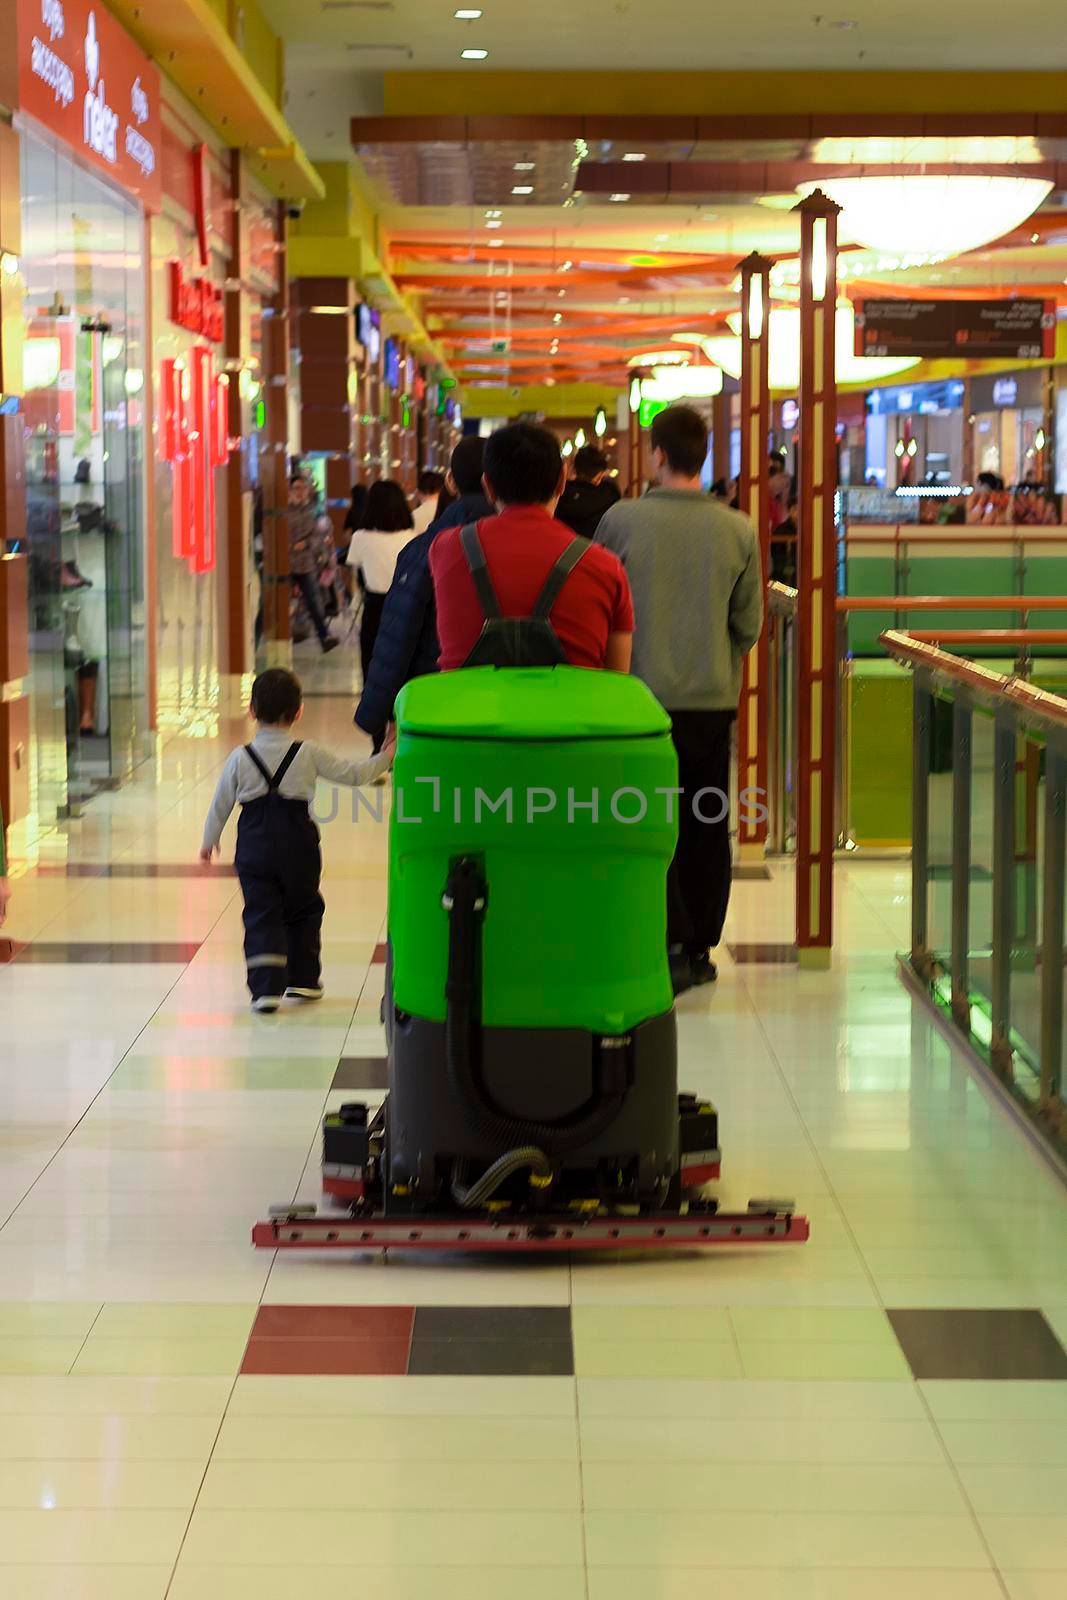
left=767, top=581, right=798, bottom=856
left=883, top=629, right=1067, bottom=1165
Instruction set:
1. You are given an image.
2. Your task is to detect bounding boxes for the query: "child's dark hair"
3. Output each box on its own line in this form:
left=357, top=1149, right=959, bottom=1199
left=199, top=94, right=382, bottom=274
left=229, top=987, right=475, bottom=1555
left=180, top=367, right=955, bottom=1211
left=251, top=668, right=302, bottom=726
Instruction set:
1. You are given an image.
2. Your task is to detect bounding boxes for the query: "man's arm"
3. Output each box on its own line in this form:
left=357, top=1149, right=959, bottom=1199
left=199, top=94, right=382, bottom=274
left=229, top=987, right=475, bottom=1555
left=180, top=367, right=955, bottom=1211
left=593, top=502, right=629, bottom=559
left=354, top=532, right=436, bottom=738
left=729, top=535, right=765, bottom=655
left=605, top=632, right=632, bottom=673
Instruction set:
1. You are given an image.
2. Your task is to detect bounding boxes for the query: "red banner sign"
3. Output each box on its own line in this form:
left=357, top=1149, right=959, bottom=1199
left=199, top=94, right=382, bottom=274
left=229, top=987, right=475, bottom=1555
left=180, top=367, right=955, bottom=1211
left=169, top=260, right=224, bottom=343
left=161, top=349, right=230, bottom=574
left=17, top=0, right=162, bottom=210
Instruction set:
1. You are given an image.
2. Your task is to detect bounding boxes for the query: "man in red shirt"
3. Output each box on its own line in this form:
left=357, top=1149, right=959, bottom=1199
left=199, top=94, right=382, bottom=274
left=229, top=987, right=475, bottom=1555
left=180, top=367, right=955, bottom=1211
left=430, top=423, right=634, bottom=673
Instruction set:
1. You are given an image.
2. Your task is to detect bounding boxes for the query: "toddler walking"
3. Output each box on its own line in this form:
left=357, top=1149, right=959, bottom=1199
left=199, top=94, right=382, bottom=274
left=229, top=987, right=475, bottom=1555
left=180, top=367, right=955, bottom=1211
left=200, top=668, right=393, bottom=1012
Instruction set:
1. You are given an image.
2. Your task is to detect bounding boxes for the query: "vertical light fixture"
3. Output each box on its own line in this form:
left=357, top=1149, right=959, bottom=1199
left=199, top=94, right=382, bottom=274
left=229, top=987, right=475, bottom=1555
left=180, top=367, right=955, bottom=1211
left=575, top=427, right=586, bottom=450
left=794, top=188, right=841, bottom=967
left=594, top=407, right=607, bottom=438
left=737, top=252, right=773, bottom=861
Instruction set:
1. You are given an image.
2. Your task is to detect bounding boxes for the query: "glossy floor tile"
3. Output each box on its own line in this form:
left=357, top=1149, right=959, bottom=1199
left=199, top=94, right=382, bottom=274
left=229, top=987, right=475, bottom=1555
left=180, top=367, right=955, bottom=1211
left=3, top=652, right=1067, bottom=1592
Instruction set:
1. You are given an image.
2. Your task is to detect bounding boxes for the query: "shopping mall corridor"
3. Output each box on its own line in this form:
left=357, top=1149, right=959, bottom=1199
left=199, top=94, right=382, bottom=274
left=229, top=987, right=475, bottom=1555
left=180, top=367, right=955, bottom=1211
left=2, top=647, right=1067, bottom=1599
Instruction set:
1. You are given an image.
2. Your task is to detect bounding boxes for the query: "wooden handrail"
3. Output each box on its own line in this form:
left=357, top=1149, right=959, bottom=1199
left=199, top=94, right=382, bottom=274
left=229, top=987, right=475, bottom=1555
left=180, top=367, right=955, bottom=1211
left=880, top=630, right=1067, bottom=733
left=838, top=595, right=1067, bottom=612
left=907, top=630, right=1067, bottom=646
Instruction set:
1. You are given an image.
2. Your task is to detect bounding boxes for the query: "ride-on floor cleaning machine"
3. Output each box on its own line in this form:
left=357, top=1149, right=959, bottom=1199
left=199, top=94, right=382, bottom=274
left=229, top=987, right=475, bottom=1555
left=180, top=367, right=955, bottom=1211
left=254, top=667, right=808, bottom=1253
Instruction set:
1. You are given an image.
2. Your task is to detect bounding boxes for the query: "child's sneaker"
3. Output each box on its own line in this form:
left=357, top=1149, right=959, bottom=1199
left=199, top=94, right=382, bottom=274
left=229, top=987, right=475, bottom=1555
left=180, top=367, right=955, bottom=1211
left=285, top=985, right=324, bottom=1001
left=251, top=995, right=281, bottom=1013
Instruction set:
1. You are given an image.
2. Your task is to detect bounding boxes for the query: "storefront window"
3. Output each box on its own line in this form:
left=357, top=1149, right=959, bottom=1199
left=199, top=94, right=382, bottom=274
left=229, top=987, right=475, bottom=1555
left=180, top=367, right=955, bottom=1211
left=19, top=126, right=147, bottom=821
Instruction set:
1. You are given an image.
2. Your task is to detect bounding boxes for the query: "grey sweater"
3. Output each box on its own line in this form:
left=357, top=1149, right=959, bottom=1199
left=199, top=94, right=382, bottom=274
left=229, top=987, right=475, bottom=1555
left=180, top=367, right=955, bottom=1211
left=202, top=727, right=389, bottom=851
left=596, top=488, right=763, bottom=711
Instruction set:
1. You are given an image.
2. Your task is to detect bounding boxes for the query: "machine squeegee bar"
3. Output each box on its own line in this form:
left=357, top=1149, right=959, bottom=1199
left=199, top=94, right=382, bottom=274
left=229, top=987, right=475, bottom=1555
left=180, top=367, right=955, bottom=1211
left=252, top=1212, right=811, bottom=1251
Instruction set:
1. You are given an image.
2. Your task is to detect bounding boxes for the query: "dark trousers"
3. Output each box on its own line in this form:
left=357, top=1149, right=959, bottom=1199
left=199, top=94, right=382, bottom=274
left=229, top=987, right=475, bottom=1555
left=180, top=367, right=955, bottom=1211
left=666, top=709, right=735, bottom=955
left=359, top=590, right=387, bottom=752
left=293, top=570, right=331, bottom=647
left=235, top=797, right=324, bottom=999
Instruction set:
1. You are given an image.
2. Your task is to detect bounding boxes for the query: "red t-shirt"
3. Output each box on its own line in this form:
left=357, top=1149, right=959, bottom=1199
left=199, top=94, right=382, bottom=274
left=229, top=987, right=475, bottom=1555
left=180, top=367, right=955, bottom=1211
left=429, top=504, right=635, bottom=671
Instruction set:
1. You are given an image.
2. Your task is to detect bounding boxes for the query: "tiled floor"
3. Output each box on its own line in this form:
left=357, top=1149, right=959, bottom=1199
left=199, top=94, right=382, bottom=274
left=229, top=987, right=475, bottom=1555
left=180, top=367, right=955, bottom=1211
left=3, top=644, right=1067, bottom=1596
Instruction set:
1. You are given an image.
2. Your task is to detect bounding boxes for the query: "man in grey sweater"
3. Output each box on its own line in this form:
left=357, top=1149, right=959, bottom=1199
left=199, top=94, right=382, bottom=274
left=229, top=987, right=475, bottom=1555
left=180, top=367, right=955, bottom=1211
left=597, top=405, right=763, bottom=991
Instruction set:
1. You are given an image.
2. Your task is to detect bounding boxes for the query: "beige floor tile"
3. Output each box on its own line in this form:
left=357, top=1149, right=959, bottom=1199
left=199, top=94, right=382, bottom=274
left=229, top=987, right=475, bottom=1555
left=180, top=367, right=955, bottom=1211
left=72, top=1336, right=249, bottom=1377
left=738, top=1341, right=913, bottom=1380
left=574, top=1338, right=743, bottom=1379
left=0, top=1338, right=84, bottom=1374
left=583, top=1509, right=991, bottom=1569
left=587, top=1570, right=1004, bottom=1600
left=0, top=1304, right=102, bottom=1337
left=215, top=1413, right=579, bottom=1463
left=0, top=1375, right=232, bottom=1416
left=181, top=1508, right=584, bottom=1566
left=728, top=1306, right=896, bottom=1344
left=200, top=1457, right=582, bottom=1511
left=0, top=1568, right=172, bottom=1599
left=572, top=1306, right=733, bottom=1342
left=580, top=1414, right=943, bottom=1465
left=169, top=1566, right=588, bottom=1600
left=0, top=1508, right=188, bottom=1564
left=0, top=1459, right=205, bottom=1509
left=0, top=1414, right=221, bottom=1461
left=582, top=1459, right=968, bottom=1514
left=229, top=1374, right=576, bottom=1417
left=980, top=1516, right=1067, bottom=1570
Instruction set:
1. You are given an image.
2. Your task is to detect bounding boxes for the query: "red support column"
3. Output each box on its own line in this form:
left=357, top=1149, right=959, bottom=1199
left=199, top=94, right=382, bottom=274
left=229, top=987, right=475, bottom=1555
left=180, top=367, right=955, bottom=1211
left=794, top=190, right=840, bottom=968
left=627, top=375, right=642, bottom=496
left=736, top=252, right=772, bottom=861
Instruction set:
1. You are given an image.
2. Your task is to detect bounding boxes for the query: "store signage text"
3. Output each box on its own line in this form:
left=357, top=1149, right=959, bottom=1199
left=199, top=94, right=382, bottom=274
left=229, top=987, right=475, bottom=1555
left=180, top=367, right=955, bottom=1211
left=161, top=348, right=230, bottom=574
left=17, top=0, right=163, bottom=209
left=855, top=298, right=1056, bottom=361
left=169, top=261, right=224, bottom=343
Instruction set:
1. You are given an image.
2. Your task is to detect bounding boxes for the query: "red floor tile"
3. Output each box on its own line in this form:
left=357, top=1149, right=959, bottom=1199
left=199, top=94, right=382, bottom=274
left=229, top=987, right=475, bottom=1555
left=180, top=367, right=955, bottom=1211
left=250, top=1305, right=414, bottom=1340
left=241, top=1337, right=412, bottom=1375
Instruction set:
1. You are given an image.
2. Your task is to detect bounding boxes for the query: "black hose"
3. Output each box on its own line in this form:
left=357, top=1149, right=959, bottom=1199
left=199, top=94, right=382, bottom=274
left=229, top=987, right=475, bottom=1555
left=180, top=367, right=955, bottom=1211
left=443, top=858, right=627, bottom=1155
left=451, top=1146, right=553, bottom=1209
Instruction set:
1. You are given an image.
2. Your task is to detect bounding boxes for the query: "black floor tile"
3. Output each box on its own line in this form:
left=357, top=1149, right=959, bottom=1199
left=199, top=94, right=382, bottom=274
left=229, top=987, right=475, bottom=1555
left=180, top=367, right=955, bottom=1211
left=407, top=1338, right=574, bottom=1376
left=727, top=941, right=798, bottom=964
left=11, top=941, right=202, bottom=964
left=332, top=1056, right=389, bottom=1090
left=888, top=1308, right=1067, bottom=1380
left=413, top=1306, right=573, bottom=1342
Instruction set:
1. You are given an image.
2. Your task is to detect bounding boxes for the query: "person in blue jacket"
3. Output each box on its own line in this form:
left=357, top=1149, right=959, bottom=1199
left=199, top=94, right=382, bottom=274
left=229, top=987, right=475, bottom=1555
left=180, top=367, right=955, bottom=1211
left=354, top=435, right=495, bottom=744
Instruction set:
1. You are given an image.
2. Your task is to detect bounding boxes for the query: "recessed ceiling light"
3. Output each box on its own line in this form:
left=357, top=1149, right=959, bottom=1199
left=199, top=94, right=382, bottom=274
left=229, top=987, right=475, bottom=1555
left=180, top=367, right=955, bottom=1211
left=454, top=8, right=483, bottom=18
left=461, top=47, right=488, bottom=59
left=489, top=239, right=503, bottom=246
left=512, top=185, right=533, bottom=195
left=553, top=312, right=563, bottom=323
left=514, top=161, right=535, bottom=171
left=485, top=219, right=501, bottom=228
left=559, top=260, right=573, bottom=271
left=654, top=233, right=669, bottom=243
left=484, top=208, right=501, bottom=217
left=609, top=193, right=630, bottom=203
left=622, top=152, right=646, bottom=162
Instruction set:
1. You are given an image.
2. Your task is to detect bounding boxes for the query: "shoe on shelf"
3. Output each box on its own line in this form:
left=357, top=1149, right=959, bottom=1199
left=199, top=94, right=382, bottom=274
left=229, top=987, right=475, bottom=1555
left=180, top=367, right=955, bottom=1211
left=251, top=995, right=281, bottom=1014
left=689, top=950, right=718, bottom=986
left=321, top=637, right=340, bottom=654
left=285, top=985, right=324, bottom=1001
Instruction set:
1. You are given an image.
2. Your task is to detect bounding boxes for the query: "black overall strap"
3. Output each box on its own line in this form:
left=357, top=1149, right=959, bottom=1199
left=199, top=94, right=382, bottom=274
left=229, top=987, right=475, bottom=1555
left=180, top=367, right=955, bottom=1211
left=244, top=741, right=303, bottom=790
left=531, top=536, right=590, bottom=620
left=459, top=523, right=503, bottom=620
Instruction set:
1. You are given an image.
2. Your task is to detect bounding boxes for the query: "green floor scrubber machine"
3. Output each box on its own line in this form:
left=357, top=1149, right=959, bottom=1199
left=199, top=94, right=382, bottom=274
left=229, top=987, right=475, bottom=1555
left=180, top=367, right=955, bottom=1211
left=255, top=666, right=808, bottom=1254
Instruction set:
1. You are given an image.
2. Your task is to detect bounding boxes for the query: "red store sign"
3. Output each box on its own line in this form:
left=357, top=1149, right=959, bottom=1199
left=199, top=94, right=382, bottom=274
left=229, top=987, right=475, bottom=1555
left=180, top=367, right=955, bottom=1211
left=169, top=260, right=224, bottom=343
left=161, top=349, right=230, bottom=575
left=17, top=0, right=163, bottom=210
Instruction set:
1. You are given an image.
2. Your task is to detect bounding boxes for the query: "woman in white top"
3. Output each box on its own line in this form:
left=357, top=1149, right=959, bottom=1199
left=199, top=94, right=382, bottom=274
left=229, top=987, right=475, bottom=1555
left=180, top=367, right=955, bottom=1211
left=346, top=480, right=416, bottom=745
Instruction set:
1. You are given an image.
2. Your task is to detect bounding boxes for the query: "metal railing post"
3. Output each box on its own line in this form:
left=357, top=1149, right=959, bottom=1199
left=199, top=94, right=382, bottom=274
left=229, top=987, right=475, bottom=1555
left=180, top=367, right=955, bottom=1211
left=834, top=607, right=851, bottom=850
left=950, top=691, right=973, bottom=1033
left=911, top=670, right=932, bottom=978
left=990, top=707, right=1017, bottom=1081
left=1039, top=738, right=1067, bottom=1117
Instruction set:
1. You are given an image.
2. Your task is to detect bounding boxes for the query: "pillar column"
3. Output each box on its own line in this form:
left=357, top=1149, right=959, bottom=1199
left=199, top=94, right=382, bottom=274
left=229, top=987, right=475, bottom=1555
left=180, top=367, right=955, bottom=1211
left=0, top=121, right=29, bottom=836
left=261, top=204, right=292, bottom=664
left=294, top=276, right=358, bottom=541
left=736, top=252, right=772, bottom=861
left=711, top=387, right=730, bottom=489
left=221, top=152, right=253, bottom=676
left=794, top=190, right=840, bottom=968
left=627, top=375, right=642, bottom=497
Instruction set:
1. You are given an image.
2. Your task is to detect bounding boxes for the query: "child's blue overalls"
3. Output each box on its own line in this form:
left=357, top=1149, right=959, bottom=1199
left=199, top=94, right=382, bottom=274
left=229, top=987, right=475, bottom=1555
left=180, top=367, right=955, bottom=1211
left=235, top=741, right=324, bottom=1001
